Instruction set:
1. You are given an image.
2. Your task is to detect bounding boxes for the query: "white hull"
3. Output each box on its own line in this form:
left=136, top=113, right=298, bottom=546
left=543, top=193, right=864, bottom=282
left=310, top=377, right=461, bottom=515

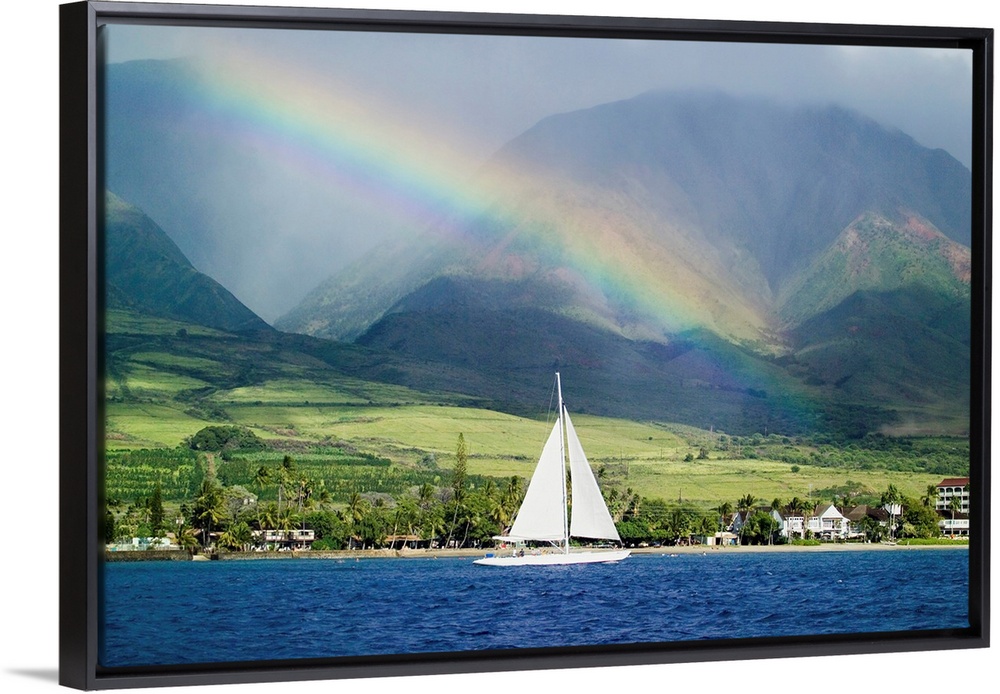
left=473, top=549, right=630, bottom=566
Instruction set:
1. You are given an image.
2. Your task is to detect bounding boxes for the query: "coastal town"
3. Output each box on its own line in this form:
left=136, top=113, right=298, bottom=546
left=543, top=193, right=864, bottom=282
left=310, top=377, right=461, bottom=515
left=106, top=475, right=970, bottom=557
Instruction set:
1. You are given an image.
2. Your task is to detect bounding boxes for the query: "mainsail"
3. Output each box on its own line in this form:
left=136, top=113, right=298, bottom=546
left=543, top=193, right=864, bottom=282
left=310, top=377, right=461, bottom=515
left=506, top=421, right=566, bottom=542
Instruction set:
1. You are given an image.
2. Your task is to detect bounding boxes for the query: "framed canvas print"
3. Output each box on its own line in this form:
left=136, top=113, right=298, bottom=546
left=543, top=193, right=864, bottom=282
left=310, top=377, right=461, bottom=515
left=59, top=0, right=991, bottom=690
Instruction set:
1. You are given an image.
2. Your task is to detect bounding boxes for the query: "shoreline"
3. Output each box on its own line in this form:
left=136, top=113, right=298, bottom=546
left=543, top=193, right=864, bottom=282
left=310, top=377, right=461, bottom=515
left=105, top=541, right=969, bottom=562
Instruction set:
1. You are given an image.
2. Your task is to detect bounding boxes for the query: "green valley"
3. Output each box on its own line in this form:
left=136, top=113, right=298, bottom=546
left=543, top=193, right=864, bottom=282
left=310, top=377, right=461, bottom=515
left=105, top=309, right=966, bottom=516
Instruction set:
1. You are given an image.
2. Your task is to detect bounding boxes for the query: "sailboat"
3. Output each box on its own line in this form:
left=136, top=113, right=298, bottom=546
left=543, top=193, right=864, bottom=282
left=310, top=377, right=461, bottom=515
left=473, top=373, right=630, bottom=566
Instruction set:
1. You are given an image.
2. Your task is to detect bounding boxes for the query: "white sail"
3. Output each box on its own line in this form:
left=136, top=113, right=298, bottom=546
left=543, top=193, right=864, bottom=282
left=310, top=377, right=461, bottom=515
left=565, top=411, right=622, bottom=541
left=474, top=373, right=629, bottom=567
left=506, top=420, right=566, bottom=542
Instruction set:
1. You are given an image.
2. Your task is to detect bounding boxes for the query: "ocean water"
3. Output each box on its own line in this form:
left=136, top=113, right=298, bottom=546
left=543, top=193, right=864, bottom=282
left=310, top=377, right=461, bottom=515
left=100, top=548, right=970, bottom=668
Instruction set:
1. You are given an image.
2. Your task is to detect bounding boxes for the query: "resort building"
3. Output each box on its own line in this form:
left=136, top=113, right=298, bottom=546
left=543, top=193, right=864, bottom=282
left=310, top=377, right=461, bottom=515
left=936, top=477, right=970, bottom=514
left=939, top=513, right=970, bottom=537
left=934, top=477, right=971, bottom=538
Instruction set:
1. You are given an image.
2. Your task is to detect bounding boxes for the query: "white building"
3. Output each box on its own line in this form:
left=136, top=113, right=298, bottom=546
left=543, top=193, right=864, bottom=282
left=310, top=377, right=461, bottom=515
left=936, top=477, right=970, bottom=514
left=809, top=504, right=850, bottom=540
left=939, top=515, right=970, bottom=537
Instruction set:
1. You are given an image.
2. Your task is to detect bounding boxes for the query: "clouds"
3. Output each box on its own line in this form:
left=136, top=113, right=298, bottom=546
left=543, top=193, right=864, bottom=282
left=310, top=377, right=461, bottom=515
left=105, top=23, right=971, bottom=166
left=102, top=21, right=972, bottom=321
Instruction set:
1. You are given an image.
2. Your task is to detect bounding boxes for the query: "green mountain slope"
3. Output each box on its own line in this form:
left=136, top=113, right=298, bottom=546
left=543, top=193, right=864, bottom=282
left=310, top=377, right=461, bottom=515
left=788, top=287, right=970, bottom=412
left=777, top=211, right=970, bottom=326
left=105, top=192, right=271, bottom=333
left=354, top=276, right=873, bottom=436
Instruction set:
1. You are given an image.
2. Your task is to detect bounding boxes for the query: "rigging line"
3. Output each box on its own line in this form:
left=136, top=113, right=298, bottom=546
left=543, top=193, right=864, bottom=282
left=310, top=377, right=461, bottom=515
left=545, top=373, right=558, bottom=429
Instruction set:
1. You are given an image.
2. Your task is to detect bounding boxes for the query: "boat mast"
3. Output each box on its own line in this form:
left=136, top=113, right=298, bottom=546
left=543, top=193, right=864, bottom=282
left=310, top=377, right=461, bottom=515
left=556, top=372, right=569, bottom=554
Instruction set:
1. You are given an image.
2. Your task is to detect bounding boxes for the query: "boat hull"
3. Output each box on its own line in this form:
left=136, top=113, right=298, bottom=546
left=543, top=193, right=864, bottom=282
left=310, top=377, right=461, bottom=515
left=473, top=549, right=631, bottom=566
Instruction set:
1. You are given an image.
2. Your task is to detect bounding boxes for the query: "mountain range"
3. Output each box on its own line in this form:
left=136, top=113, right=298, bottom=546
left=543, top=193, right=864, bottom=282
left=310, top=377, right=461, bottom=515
left=278, top=91, right=969, bottom=341
left=104, top=66, right=972, bottom=436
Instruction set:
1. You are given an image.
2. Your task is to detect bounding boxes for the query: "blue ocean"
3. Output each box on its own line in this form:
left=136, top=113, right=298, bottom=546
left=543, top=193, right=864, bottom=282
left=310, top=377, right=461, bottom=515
left=100, top=548, right=969, bottom=668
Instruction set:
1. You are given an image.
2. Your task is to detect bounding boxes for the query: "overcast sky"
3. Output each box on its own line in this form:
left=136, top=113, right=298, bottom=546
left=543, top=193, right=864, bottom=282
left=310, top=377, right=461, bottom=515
left=101, top=22, right=973, bottom=320
left=106, top=23, right=972, bottom=167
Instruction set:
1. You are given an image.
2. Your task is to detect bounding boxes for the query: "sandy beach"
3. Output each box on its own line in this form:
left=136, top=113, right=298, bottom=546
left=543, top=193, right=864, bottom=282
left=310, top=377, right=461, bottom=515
left=198, top=540, right=968, bottom=562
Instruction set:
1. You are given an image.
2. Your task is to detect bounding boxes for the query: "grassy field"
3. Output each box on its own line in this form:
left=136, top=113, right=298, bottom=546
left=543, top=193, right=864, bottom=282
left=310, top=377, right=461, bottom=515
left=103, top=309, right=965, bottom=509
left=105, top=375, right=952, bottom=508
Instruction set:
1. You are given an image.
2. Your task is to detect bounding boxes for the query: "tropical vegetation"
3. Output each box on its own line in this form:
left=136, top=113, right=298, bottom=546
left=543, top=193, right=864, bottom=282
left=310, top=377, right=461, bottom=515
left=106, top=426, right=965, bottom=553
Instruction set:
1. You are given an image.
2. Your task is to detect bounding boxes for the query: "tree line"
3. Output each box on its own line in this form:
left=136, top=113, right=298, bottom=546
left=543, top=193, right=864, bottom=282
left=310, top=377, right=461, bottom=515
left=106, top=430, right=963, bottom=552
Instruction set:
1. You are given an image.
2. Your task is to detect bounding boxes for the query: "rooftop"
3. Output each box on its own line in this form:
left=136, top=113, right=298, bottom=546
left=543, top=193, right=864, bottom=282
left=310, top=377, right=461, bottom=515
left=937, top=477, right=970, bottom=488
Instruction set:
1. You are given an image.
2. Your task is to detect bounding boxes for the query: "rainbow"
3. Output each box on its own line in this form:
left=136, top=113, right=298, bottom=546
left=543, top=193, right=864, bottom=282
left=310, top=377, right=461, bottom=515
left=126, top=38, right=820, bottom=421
left=175, top=42, right=759, bottom=336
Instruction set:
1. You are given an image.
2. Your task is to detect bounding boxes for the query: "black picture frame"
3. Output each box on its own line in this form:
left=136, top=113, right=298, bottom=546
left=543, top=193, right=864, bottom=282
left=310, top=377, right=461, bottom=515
left=59, top=1, right=992, bottom=690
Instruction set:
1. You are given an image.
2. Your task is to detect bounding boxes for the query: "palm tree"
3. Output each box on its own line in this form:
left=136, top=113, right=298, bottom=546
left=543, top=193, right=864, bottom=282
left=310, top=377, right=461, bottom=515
left=257, top=502, right=280, bottom=549
left=923, top=483, right=939, bottom=508
left=343, top=491, right=368, bottom=549
left=276, top=455, right=295, bottom=514
left=714, top=501, right=734, bottom=533
left=666, top=508, right=689, bottom=545
left=276, top=507, right=298, bottom=533
left=697, top=514, right=717, bottom=541
left=345, top=491, right=367, bottom=525
left=802, top=503, right=816, bottom=540
left=253, top=465, right=272, bottom=539
left=218, top=521, right=253, bottom=551
left=606, top=487, right=623, bottom=522
left=314, top=482, right=332, bottom=512
left=487, top=493, right=511, bottom=536
left=502, top=476, right=523, bottom=519
left=172, top=516, right=200, bottom=553
left=460, top=494, right=485, bottom=548
left=389, top=499, right=420, bottom=548
left=948, top=494, right=962, bottom=538
left=253, top=465, right=271, bottom=499
left=192, top=480, right=226, bottom=550
left=417, top=482, right=435, bottom=511
left=880, top=484, right=903, bottom=542
left=445, top=433, right=468, bottom=549
left=858, top=514, right=885, bottom=543
left=735, top=494, right=757, bottom=543
left=420, top=506, right=447, bottom=549
left=628, top=491, right=641, bottom=520
left=737, top=493, right=757, bottom=512
left=781, top=497, right=806, bottom=540
left=294, top=477, right=313, bottom=527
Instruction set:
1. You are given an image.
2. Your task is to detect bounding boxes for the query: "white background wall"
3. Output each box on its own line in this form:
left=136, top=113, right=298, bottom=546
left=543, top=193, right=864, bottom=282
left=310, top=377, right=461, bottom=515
left=2, top=2, right=995, bottom=693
